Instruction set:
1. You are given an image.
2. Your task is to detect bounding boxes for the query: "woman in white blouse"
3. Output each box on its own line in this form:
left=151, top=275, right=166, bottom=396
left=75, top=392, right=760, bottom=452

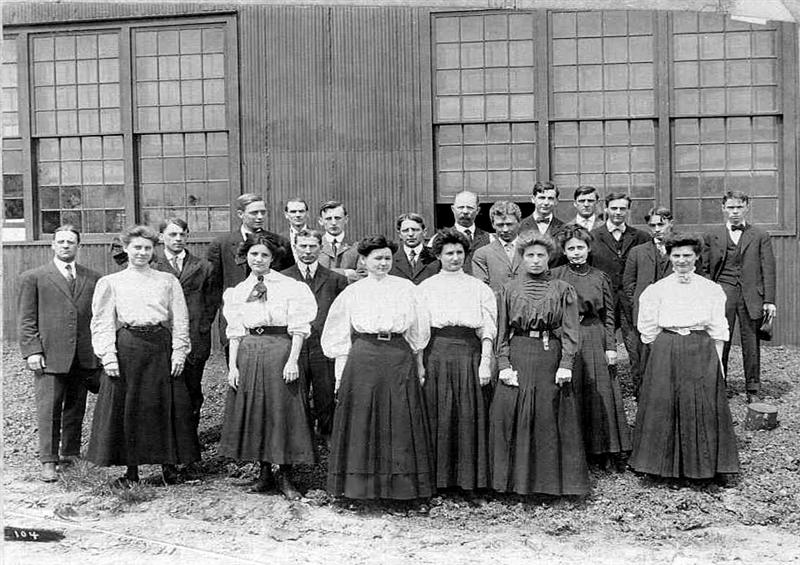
left=631, top=233, right=739, bottom=482
left=219, top=234, right=317, bottom=500
left=418, top=228, right=496, bottom=492
left=88, top=225, right=198, bottom=487
left=322, top=235, right=434, bottom=503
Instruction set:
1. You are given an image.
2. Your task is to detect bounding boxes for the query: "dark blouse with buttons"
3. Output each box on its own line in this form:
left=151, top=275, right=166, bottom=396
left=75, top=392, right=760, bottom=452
left=495, top=271, right=580, bottom=371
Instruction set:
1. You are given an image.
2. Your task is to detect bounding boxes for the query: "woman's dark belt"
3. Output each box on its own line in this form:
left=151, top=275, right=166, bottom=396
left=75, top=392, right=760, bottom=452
left=353, top=330, right=402, bottom=342
left=431, top=326, right=476, bottom=339
left=248, top=325, right=288, bottom=336
left=511, top=328, right=559, bottom=350
left=122, top=323, right=165, bottom=334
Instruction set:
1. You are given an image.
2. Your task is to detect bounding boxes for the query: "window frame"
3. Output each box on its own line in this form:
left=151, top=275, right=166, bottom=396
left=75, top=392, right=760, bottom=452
left=5, top=13, right=240, bottom=242
left=430, top=10, right=797, bottom=234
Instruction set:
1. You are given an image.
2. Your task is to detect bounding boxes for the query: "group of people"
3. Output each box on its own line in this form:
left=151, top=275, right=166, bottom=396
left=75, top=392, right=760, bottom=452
left=18, top=184, right=776, bottom=506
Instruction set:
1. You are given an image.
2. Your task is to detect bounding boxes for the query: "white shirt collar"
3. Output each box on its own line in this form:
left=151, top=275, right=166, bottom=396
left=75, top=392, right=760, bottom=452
left=404, top=244, right=423, bottom=256
left=53, top=257, right=76, bottom=278
left=163, top=248, right=186, bottom=262
left=534, top=213, right=552, bottom=224
left=454, top=224, right=475, bottom=236
left=299, top=261, right=319, bottom=277
left=606, top=220, right=626, bottom=233
left=575, top=215, right=596, bottom=230
left=324, top=233, right=344, bottom=245
left=726, top=221, right=747, bottom=231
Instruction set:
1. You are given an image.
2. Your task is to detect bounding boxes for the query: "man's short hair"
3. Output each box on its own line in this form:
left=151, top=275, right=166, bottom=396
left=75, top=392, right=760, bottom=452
left=532, top=180, right=559, bottom=198
left=644, top=206, right=673, bottom=223
left=722, top=190, right=750, bottom=205
left=235, top=193, right=265, bottom=211
left=53, top=224, right=81, bottom=243
left=488, top=201, right=522, bottom=222
left=573, top=185, right=598, bottom=200
left=158, top=217, right=189, bottom=233
left=284, top=197, right=309, bottom=212
left=319, top=200, right=348, bottom=216
left=604, top=192, right=632, bottom=207
left=396, top=213, right=426, bottom=231
left=454, top=190, right=480, bottom=205
left=295, top=228, right=323, bottom=244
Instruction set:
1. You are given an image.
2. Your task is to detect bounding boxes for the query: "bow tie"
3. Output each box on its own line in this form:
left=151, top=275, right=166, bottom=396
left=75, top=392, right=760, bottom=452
left=730, top=224, right=746, bottom=232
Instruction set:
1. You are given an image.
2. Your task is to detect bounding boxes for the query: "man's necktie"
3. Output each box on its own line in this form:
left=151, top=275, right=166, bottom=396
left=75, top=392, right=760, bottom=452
left=305, top=265, right=313, bottom=284
left=246, top=275, right=268, bottom=302
left=409, top=249, right=417, bottom=267
left=731, top=224, right=746, bottom=232
left=170, top=256, right=181, bottom=274
left=464, top=229, right=473, bottom=241
left=65, top=263, right=76, bottom=294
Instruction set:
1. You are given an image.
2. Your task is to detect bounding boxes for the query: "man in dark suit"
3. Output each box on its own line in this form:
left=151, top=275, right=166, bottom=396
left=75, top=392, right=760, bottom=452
left=18, top=225, right=101, bottom=482
left=471, top=201, right=524, bottom=294
left=623, top=205, right=674, bottom=396
left=390, top=212, right=440, bottom=284
left=154, top=218, right=218, bottom=439
left=702, top=191, right=776, bottom=403
left=317, top=200, right=362, bottom=283
left=207, top=193, right=294, bottom=353
left=518, top=180, right=566, bottom=267
left=590, top=192, right=650, bottom=387
left=428, top=190, right=490, bottom=275
left=282, top=229, right=347, bottom=440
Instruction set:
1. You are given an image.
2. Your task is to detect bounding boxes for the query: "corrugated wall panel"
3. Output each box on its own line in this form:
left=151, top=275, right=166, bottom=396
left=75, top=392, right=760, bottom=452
left=2, top=3, right=234, bottom=25
left=771, top=236, right=800, bottom=345
left=262, top=5, right=434, bottom=240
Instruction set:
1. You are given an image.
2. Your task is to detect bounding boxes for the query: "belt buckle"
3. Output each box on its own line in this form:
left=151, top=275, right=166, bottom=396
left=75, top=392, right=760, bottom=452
left=376, top=331, right=391, bottom=341
left=528, top=330, right=541, bottom=338
left=253, top=327, right=265, bottom=336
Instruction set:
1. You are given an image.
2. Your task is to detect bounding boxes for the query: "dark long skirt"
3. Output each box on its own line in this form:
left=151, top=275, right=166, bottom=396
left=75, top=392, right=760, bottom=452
left=489, top=334, right=590, bottom=496
left=328, top=334, right=434, bottom=500
left=219, top=333, right=316, bottom=464
left=87, top=326, right=200, bottom=466
left=573, top=320, right=632, bottom=455
left=630, top=330, right=740, bottom=479
left=423, top=326, right=489, bottom=490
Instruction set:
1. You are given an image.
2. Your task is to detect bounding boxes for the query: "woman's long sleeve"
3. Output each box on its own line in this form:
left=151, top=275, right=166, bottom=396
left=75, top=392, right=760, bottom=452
left=637, top=285, right=661, bottom=344
left=404, top=289, right=431, bottom=353
left=91, top=277, right=118, bottom=365
left=287, top=283, right=317, bottom=338
left=601, top=274, right=616, bottom=350
left=169, top=276, right=191, bottom=364
left=706, top=284, right=730, bottom=342
left=477, top=284, right=498, bottom=341
left=495, top=286, right=512, bottom=371
left=321, top=291, right=352, bottom=359
left=222, top=288, right=246, bottom=340
left=558, top=285, right=580, bottom=370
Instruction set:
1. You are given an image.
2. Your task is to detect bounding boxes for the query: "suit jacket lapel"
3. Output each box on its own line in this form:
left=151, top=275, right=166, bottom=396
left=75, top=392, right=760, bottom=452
left=45, top=263, right=74, bottom=301
left=180, top=251, right=201, bottom=283
left=738, top=225, right=755, bottom=253
left=311, top=265, right=328, bottom=293
left=490, top=239, right=513, bottom=268
left=394, top=251, right=412, bottom=278
left=73, top=264, right=89, bottom=300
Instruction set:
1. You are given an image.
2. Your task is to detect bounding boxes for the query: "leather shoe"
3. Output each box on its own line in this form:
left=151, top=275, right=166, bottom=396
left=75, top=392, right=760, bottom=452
left=274, top=469, right=301, bottom=500
left=249, top=463, right=276, bottom=493
left=747, top=392, right=760, bottom=404
left=59, top=455, right=80, bottom=468
left=40, top=462, right=58, bottom=483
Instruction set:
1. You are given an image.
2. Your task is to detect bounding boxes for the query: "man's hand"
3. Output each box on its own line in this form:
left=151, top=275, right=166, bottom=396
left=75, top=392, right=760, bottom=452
left=26, top=354, right=46, bottom=372
left=555, top=367, right=572, bottom=386
left=763, top=303, right=777, bottom=323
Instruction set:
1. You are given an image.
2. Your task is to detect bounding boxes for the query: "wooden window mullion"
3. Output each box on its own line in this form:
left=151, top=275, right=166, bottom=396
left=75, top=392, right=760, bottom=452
left=17, top=32, right=35, bottom=239
left=780, top=21, right=797, bottom=234
left=118, top=23, right=137, bottom=226
left=654, top=12, right=671, bottom=209
left=535, top=11, right=550, bottom=182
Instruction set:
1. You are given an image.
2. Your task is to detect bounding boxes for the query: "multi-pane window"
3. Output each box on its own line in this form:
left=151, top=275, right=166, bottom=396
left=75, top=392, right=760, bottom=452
left=2, top=37, right=24, bottom=227
left=670, top=13, right=781, bottom=224
left=5, top=16, right=237, bottom=239
left=134, top=26, right=231, bottom=231
left=32, top=32, right=124, bottom=234
left=433, top=13, right=537, bottom=200
left=431, top=10, right=794, bottom=229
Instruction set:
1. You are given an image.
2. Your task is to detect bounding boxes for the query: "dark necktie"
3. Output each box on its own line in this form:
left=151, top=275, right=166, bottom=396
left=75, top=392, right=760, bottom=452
left=731, top=224, right=746, bottom=232
left=246, top=275, right=267, bottom=302
left=464, top=229, right=473, bottom=242
left=65, top=264, right=76, bottom=295
left=304, top=265, right=313, bottom=284
left=170, top=256, right=181, bottom=274
left=409, top=249, right=418, bottom=267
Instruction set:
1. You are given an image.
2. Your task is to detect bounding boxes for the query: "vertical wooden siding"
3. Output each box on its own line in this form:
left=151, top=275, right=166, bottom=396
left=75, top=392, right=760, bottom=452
left=252, top=5, right=434, bottom=238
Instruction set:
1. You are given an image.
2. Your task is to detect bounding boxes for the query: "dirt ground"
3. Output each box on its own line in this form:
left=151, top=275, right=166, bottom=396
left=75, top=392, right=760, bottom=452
left=3, top=341, right=800, bottom=565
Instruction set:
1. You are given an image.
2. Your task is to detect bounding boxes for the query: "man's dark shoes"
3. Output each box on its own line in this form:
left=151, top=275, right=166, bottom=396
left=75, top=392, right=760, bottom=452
left=40, top=462, right=58, bottom=483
